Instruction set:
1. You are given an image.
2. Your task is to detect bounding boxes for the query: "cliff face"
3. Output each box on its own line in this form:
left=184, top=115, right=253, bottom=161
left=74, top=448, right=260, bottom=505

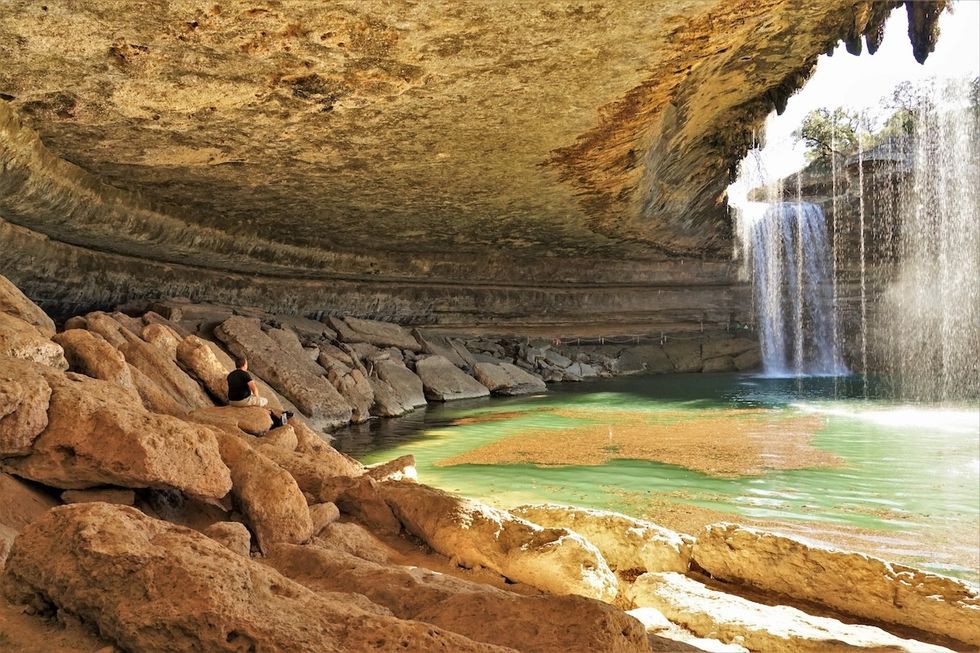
left=0, top=1, right=942, bottom=326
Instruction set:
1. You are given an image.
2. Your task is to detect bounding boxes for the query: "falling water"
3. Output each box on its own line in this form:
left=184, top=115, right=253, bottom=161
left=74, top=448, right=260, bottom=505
left=858, top=141, right=868, bottom=396
left=743, top=202, right=848, bottom=377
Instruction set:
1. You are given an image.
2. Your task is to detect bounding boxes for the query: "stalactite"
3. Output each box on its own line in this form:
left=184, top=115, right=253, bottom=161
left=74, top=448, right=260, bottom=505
left=906, top=0, right=947, bottom=64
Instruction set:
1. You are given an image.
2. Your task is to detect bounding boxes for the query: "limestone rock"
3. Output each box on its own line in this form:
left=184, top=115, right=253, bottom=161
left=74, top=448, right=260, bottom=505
left=543, top=349, right=573, bottom=368
left=118, top=329, right=212, bottom=412
left=314, top=520, right=397, bottom=563
left=415, top=330, right=470, bottom=369
left=317, top=343, right=354, bottom=367
left=127, top=363, right=187, bottom=416
left=0, top=275, right=54, bottom=337
left=0, top=313, right=67, bottom=370
left=141, top=310, right=191, bottom=337
left=52, top=329, right=137, bottom=396
left=664, top=341, right=702, bottom=373
left=2, top=503, right=514, bottom=653
left=176, top=335, right=286, bottom=410
left=375, top=359, right=427, bottom=408
left=473, top=362, right=547, bottom=396
left=368, top=375, right=412, bottom=417
left=702, top=355, right=736, bottom=373
left=0, top=472, right=58, bottom=530
left=265, top=542, right=650, bottom=653
left=308, top=502, right=340, bottom=535
left=733, top=348, right=762, bottom=371
left=627, top=572, right=952, bottom=653
left=76, top=311, right=128, bottom=349
left=215, top=316, right=351, bottom=428
left=336, top=316, right=422, bottom=352
left=615, top=345, right=673, bottom=374
left=415, top=355, right=490, bottom=401
left=365, top=454, right=417, bottom=482
left=61, top=488, right=136, bottom=506
left=692, top=523, right=980, bottom=647
left=701, top=338, right=758, bottom=359
left=140, top=323, right=182, bottom=358
left=256, top=442, right=362, bottom=504
left=327, top=366, right=374, bottom=423
left=215, top=432, right=312, bottom=553
left=263, top=424, right=298, bottom=452
left=202, top=521, right=252, bottom=557
left=187, top=405, right=273, bottom=436
left=565, top=362, right=599, bottom=378
left=335, top=475, right=402, bottom=535
left=270, top=315, right=336, bottom=347
left=512, top=504, right=691, bottom=574
left=2, top=368, right=231, bottom=497
left=0, top=357, right=51, bottom=456
left=379, top=481, right=617, bottom=601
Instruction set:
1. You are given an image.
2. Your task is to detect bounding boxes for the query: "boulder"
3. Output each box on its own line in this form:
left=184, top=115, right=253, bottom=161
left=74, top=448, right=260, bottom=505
left=2, top=368, right=231, bottom=498
left=0, top=313, right=67, bottom=370
left=140, top=323, right=182, bottom=358
left=270, top=315, right=337, bottom=347
left=317, top=343, right=354, bottom=367
left=701, top=337, right=758, bottom=360
left=365, top=454, right=417, bottom=482
left=701, top=355, right=736, bottom=373
left=265, top=543, right=650, bottom=653
left=415, top=329, right=470, bottom=369
left=566, top=362, right=599, bottom=378
left=127, top=363, right=188, bottom=416
left=335, top=316, right=422, bottom=352
left=141, top=310, right=191, bottom=337
left=315, top=520, right=397, bottom=563
left=111, top=312, right=146, bottom=336
left=118, top=329, right=212, bottom=412
left=308, top=502, right=340, bottom=535
left=543, top=349, right=573, bottom=368
left=473, top=362, right=547, bottom=396
left=733, top=348, right=762, bottom=371
left=202, top=521, right=252, bottom=557
left=256, top=444, right=362, bottom=504
left=0, top=275, right=55, bottom=337
left=375, top=360, right=427, bottom=408
left=627, top=572, right=951, bottom=653
left=187, top=405, right=273, bottom=436
left=335, top=475, right=402, bottom=535
left=512, top=504, right=691, bottom=574
left=415, top=355, right=490, bottom=401
left=215, top=317, right=352, bottom=428
left=52, top=329, right=138, bottom=396
left=327, top=367, right=374, bottom=423
left=692, top=523, right=980, bottom=647
left=0, top=357, right=52, bottom=456
left=263, top=424, right=298, bottom=451
left=615, top=345, right=673, bottom=375
left=76, top=311, right=128, bottom=348
left=215, top=432, right=312, bottom=553
left=379, top=481, right=617, bottom=602
left=61, top=488, right=136, bottom=506
left=3, top=503, right=514, bottom=653
left=175, top=335, right=286, bottom=411
left=663, top=341, right=702, bottom=373
left=0, top=472, right=58, bottom=530
left=368, top=375, right=413, bottom=417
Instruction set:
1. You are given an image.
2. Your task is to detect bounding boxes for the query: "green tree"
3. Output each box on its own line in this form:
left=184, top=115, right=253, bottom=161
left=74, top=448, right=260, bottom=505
left=794, top=107, right=865, bottom=165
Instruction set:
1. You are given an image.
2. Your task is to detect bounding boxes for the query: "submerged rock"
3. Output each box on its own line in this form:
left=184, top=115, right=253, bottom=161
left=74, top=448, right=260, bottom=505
left=415, top=355, right=490, bottom=401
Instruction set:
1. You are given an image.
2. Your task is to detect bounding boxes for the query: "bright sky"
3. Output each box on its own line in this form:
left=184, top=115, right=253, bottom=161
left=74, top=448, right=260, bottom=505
left=729, top=0, right=980, bottom=206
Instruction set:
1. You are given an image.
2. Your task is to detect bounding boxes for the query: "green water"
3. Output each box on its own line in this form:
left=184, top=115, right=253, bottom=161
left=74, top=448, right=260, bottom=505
left=333, top=374, right=980, bottom=583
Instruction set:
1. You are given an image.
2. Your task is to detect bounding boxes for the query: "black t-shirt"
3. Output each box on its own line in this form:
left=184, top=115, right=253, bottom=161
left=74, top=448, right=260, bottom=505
left=227, top=369, right=253, bottom=402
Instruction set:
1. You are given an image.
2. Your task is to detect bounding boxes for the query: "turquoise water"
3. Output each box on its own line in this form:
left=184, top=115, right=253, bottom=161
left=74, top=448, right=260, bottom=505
left=333, top=374, right=980, bottom=582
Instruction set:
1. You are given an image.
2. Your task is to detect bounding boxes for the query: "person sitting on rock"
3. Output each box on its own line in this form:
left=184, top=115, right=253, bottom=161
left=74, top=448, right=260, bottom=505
left=227, top=357, right=268, bottom=408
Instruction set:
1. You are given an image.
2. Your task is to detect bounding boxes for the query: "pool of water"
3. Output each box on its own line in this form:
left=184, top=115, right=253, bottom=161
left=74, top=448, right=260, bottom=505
left=332, top=373, right=980, bottom=583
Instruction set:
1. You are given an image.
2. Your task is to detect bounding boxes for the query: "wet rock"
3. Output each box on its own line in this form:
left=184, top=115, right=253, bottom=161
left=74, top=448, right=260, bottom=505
left=308, top=502, right=340, bottom=535
left=265, top=542, right=651, bottom=653
left=3, top=368, right=231, bottom=497
left=202, top=520, right=252, bottom=557
left=335, top=316, right=422, bottom=352
left=0, top=313, right=67, bottom=370
left=0, top=274, right=54, bottom=337
left=415, top=355, right=490, bottom=401
left=0, top=357, right=51, bottom=456
left=701, top=338, right=758, bottom=360
left=187, top=405, right=273, bottom=436
left=663, top=341, right=702, bottom=373
left=61, top=488, right=136, bottom=506
left=52, top=329, right=138, bottom=397
left=701, top=355, right=736, bottom=373
left=380, top=481, right=617, bottom=601
left=0, top=472, right=58, bottom=530
left=215, top=316, right=351, bottom=429
left=3, top=503, right=513, bottom=653
left=368, top=375, right=413, bottom=417
left=118, top=329, right=212, bottom=412
left=733, top=348, right=762, bottom=371
left=692, top=523, right=980, bottom=648
left=365, top=454, right=417, bottom=482
left=627, top=572, right=952, bottom=653
left=615, top=345, right=673, bottom=374
left=375, top=360, right=427, bottom=408
left=473, top=362, right=547, bottom=396
left=512, top=504, right=691, bottom=573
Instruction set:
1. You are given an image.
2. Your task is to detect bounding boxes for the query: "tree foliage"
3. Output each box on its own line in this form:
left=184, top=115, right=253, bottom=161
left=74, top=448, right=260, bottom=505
left=794, top=107, right=865, bottom=165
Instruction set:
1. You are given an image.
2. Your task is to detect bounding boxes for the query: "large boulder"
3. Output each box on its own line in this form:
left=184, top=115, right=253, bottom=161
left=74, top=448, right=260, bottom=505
left=326, top=366, right=374, bottom=424
left=333, top=316, right=422, bottom=352
left=127, top=362, right=189, bottom=416
left=414, top=330, right=471, bottom=369
left=472, top=362, right=546, bottom=395
left=2, top=367, right=231, bottom=498
left=368, top=376, right=413, bottom=417
left=0, top=472, right=59, bottom=531
left=2, top=503, right=515, bottom=653
left=415, top=355, right=490, bottom=401
left=72, top=311, right=128, bottom=348
left=512, top=504, right=691, bottom=574
left=187, top=405, right=273, bottom=436
left=0, top=357, right=52, bottom=456
left=118, top=329, right=212, bottom=413
left=627, top=572, right=950, bottom=653
left=0, top=275, right=55, bottom=337
left=176, top=335, right=287, bottom=411
left=215, top=317, right=352, bottom=428
left=52, top=329, right=137, bottom=397
left=256, top=444, right=362, bottom=504
left=375, top=360, right=427, bottom=408
left=0, top=313, right=67, bottom=370
left=265, top=542, right=650, bottom=653
left=379, top=481, right=617, bottom=602
left=692, top=523, right=980, bottom=647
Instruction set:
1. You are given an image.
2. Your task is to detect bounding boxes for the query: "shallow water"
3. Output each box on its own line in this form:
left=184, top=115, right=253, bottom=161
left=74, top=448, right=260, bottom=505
left=332, top=373, right=980, bottom=583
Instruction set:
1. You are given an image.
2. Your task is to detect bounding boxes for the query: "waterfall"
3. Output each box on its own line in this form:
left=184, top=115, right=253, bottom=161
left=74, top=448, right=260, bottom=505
left=743, top=202, right=848, bottom=377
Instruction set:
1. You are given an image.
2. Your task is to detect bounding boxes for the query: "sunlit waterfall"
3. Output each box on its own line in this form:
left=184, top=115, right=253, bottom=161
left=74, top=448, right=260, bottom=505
left=741, top=202, right=848, bottom=377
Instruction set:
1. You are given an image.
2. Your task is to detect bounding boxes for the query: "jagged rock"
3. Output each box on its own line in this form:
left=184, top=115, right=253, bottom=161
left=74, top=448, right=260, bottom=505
left=365, top=455, right=417, bottom=482
left=265, top=542, right=651, bottom=653
left=3, top=503, right=514, bottom=653
left=52, top=329, right=138, bottom=397
left=733, top=348, right=762, bottom=371
left=333, top=316, right=422, bottom=352
left=202, top=521, right=252, bottom=557
left=263, top=424, right=298, bottom=452
left=0, top=275, right=54, bottom=337
left=327, top=366, right=374, bottom=423
left=215, top=316, right=351, bottom=428
left=308, top=502, right=340, bottom=535
left=415, top=355, right=490, bottom=401
left=701, top=338, right=758, bottom=359
left=215, top=431, right=312, bottom=553
left=415, top=330, right=470, bottom=368
left=512, top=504, right=691, bottom=574
left=615, top=345, right=673, bottom=374
left=0, top=472, right=58, bottom=530
left=0, top=313, right=67, bottom=370
left=61, top=488, right=136, bottom=506
left=375, top=359, right=427, bottom=408
left=702, top=355, right=736, bottom=373
left=473, top=362, right=547, bottom=395
left=663, top=341, right=702, bottom=373
left=2, top=367, right=231, bottom=497
left=187, top=405, right=273, bottom=436
left=118, top=329, right=212, bottom=412
left=379, top=481, right=617, bottom=601
left=627, top=572, right=952, bottom=653
left=368, top=375, right=413, bottom=417
left=0, top=357, right=52, bottom=456
left=692, top=523, right=980, bottom=647
left=176, top=335, right=286, bottom=411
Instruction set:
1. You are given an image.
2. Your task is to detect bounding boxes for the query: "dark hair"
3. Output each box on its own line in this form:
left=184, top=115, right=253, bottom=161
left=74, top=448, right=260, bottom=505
left=235, top=356, right=247, bottom=369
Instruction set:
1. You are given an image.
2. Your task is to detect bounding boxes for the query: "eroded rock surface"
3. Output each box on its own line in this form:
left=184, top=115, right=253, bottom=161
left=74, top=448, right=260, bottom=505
left=473, top=362, right=547, bottom=396
left=416, top=355, right=490, bottom=401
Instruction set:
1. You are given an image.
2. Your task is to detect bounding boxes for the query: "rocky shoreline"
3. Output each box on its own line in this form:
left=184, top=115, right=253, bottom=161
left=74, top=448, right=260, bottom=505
left=0, top=274, right=977, bottom=652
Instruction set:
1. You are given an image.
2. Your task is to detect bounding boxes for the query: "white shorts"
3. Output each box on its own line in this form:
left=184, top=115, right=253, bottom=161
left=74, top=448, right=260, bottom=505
left=228, top=395, right=268, bottom=408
